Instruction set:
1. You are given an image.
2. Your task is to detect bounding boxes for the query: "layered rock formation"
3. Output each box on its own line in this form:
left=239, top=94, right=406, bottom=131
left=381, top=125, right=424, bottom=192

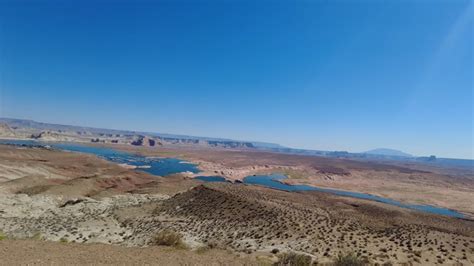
left=0, top=123, right=16, bottom=137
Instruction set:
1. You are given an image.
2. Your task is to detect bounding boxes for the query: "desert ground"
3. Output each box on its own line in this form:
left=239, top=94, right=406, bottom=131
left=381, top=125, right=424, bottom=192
left=0, top=143, right=473, bottom=265
left=102, top=144, right=474, bottom=218
left=0, top=239, right=258, bottom=265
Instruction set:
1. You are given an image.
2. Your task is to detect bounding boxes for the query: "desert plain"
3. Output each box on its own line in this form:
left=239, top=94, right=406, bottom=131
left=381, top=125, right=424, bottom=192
left=0, top=142, right=473, bottom=265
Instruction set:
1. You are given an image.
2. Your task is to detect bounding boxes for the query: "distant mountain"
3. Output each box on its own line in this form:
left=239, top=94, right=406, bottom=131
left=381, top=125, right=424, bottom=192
left=2, top=117, right=473, bottom=170
left=250, top=141, right=285, bottom=149
left=0, top=118, right=136, bottom=135
left=364, top=148, right=412, bottom=158
left=0, top=117, right=278, bottom=149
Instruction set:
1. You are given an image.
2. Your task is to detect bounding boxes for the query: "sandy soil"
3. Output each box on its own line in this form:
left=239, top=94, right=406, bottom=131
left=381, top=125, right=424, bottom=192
left=105, top=144, right=474, bottom=217
left=0, top=239, right=259, bottom=265
left=1, top=143, right=473, bottom=265
left=0, top=144, right=200, bottom=197
left=149, top=183, right=474, bottom=265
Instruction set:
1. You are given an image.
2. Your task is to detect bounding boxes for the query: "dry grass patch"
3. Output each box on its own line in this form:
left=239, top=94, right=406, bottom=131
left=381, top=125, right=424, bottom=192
left=0, top=231, right=6, bottom=241
left=282, top=169, right=308, bottom=179
left=273, top=252, right=312, bottom=266
left=333, top=252, right=366, bottom=266
left=150, top=230, right=186, bottom=248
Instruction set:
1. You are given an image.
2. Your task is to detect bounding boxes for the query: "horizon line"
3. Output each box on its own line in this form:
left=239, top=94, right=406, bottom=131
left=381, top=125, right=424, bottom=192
left=1, top=116, right=472, bottom=161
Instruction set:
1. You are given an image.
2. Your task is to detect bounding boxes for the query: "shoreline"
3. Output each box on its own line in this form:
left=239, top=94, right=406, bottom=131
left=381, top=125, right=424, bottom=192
left=1, top=138, right=473, bottom=219
left=1, top=142, right=473, bottom=264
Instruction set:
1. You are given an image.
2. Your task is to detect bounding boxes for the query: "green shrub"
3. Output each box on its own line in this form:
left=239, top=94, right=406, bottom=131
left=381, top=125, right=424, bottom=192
left=150, top=230, right=186, bottom=248
left=0, top=231, right=6, bottom=241
left=334, top=252, right=366, bottom=266
left=273, top=252, right=312, bottom=266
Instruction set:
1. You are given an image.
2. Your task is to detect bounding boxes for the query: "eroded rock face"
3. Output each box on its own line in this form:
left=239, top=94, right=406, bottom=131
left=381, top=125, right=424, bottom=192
left=130, top=135, right=161, bottom=147
left=0, top=123, right=16, bottom=137
left=1, top=181, right=474, bottom=265
left=130, top=136, right=144, bottom=146
left=0, top=193, right=168, bottom=245
left=0, top=119, right=256, bottom=150
left=147, top=138, right=156, bottom=146
left=207, top=141, right=254, bottom=149
left=29, top=131, right=78, bottom=142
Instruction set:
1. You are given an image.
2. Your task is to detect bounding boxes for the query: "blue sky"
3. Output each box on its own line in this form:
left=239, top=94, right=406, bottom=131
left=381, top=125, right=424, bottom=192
left=0, top=0, right=472, bottom=159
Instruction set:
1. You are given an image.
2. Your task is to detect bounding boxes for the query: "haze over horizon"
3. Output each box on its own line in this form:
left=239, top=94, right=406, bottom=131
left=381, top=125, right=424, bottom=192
left=0, top=116, right=469, bottom=160
left=1, top=1, right=473, bottom=159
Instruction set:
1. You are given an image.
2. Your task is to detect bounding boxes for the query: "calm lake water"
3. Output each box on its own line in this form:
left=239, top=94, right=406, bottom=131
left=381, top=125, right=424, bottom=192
left=194, top=176, right=228, bottom=182
left=0, top=139, right=466, bottom=218
left=0, top=139, right=200, bottom=177
left=244, top=174, right=466, bottom=218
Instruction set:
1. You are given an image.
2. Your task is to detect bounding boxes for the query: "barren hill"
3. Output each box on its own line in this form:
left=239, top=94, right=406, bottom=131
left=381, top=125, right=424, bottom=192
left=143, top=183, right=474, bottom=264
left=0, top=123, right=15, bottom=137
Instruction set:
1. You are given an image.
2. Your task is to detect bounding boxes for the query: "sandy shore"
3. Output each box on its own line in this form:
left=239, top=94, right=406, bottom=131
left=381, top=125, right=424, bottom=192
left=95, top=143, right=474, bottom=217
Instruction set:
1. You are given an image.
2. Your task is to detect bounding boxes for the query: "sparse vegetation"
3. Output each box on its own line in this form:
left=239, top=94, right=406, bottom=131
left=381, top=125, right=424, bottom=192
left=282, top=169, right=308, bottom=179
left=0, top=231, right=6, bottom=240
left=16, top=185, right=51, bottom=196
left=1, top=144, right=473, bottom=265
left=150, top=230, right=186, bottom=248
left=31, top=232, right=43, bottom=241
left=205, top=240, right=222, bottom=249
left=334, top=252, right=366, bottom=266
left=196, top=245, right=211, bottom=254
left=273, top=252, right=312, bottom=266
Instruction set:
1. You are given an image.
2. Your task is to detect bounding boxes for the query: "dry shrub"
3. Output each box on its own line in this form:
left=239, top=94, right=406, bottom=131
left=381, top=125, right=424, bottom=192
left=150, top=230, right=186, bottom=248
left=273, top=252, right=312, bottom=266
left=334, top=252, right=366, bottom=266
left=196, top=245, right=211, bottom=254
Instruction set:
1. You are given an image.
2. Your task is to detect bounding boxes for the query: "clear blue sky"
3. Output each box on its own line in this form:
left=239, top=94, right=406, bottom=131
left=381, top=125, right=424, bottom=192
left=0, top=0, right=472, bottom=159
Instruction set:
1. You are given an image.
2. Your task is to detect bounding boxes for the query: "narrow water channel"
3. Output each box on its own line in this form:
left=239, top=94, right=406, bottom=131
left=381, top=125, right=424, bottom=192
left=0, top=139, right=466, bottom=219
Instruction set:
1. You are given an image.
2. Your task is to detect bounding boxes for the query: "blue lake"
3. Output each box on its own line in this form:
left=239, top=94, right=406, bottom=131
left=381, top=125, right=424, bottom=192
left=194, top=176, right=228, bottom=182
left=0, top=140, right=200, bottom=177
left=244, top=174, right=466, bottom=219
left=0, top=139, right=466, bottom=219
